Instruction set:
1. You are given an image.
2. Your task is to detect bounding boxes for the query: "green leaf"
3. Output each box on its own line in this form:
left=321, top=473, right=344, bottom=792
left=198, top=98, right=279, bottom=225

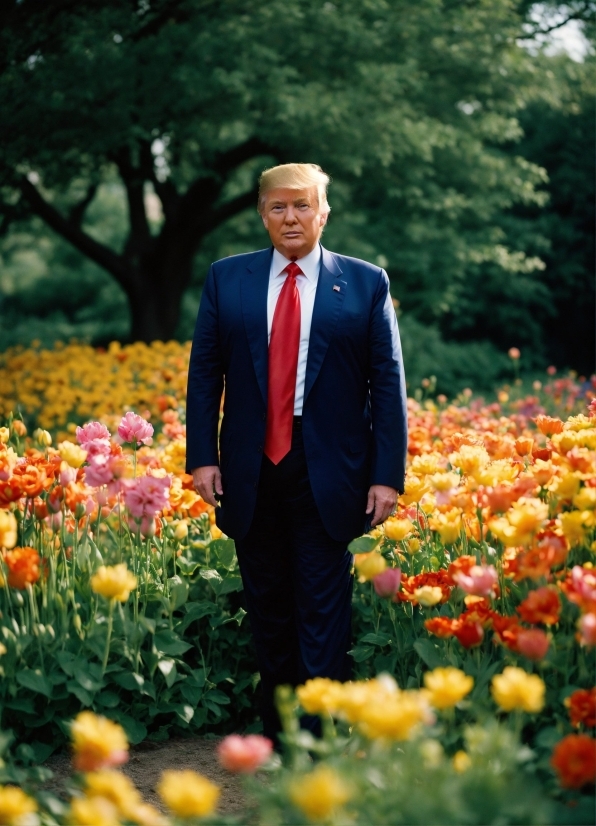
left=96, top=691, right=120, bottom=708
left=73, top=662, right=105, bottom=693
left=56, top=650, right=77, bottom=677
left=112, top=672, right=144, bottom=692
left=348, top=645, right=375, bottom=662
left=176, top=556, right=201, bottom=576
left=217, top=575, right=243, bottom=596
left=348, top=536, right=380, bottom=554
left=199, top=569, right=222, bottom=584
left=180, top=683, right=203, bottom=706
left=157, top=659, right=177, bottom=688
left=168, top=576, right=189, bottom=610
left=176, top=704, right=195, bottom=724
left=16, top=669, right=53, bottom=698
left=413, top=639, right=445, bottom=669
left=154, top=630, right=192, bottom=656
left=66, top=680, right=93, bottom=706
left=204, top=689, right=231, bottom=705
left=107, top=711, right=147, bottom=745
left=360, top=632, right=393, bottom=646
left=211, top=539, right=237, bottom=570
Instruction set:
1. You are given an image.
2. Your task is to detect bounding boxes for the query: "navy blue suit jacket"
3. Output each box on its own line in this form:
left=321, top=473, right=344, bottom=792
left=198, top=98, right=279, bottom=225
left=185, top=244, right=408, bottom=543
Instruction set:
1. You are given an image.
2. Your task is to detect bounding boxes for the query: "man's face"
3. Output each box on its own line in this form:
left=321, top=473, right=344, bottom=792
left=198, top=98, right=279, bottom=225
left=261, top=186, right=328, bottom=260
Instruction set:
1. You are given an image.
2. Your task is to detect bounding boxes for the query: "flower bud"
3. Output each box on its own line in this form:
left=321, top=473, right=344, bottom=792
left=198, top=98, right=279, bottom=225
left=517, top=629, right=550, bottom=661
left=372, top=567, right=401, bottom=598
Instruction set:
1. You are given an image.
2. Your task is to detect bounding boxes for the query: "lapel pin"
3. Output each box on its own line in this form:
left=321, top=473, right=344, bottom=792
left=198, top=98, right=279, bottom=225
left=333, top=284, right=341, bottom=292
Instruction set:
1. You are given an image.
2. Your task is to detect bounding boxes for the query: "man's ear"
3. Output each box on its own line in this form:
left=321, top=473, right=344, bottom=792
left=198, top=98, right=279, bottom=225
left=261, top=212, right=269, bottom=230
left=319, top=212, right=328, bottom=228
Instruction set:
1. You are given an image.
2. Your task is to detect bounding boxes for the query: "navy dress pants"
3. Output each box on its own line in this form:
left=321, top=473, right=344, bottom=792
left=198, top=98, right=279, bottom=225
left=234, top=419, right=353, bottom=744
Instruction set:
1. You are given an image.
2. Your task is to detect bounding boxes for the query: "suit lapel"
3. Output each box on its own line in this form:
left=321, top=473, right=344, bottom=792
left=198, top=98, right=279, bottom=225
left=303, top=246, right=345, bottom=404
left=241, top=247, right=272, bottom=405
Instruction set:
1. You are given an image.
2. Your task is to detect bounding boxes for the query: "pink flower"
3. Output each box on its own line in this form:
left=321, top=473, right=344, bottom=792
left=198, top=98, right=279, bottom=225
left=118, top=412, right=153, bottom=446
left=217, top=735, right=273, bottom=773
left=84, top=453, right=127, bottom=490
left=453, top=564, right=498, bottom=597
left=85, top=439, right=112, bottom=460
left=76, top=422, right=110, bottom=446
left=589, top=398, right=596, bottom=418
left=59, top=462, right=78, bottom=486
left=516, top=628, right=550, bottom=661
left=373, top=568, right=402, bottom=598
left=123, top=474, right=170, bottom=520
left=578, top=614, right=596, bottom=647
left=127, top=515, right=157, bottom=536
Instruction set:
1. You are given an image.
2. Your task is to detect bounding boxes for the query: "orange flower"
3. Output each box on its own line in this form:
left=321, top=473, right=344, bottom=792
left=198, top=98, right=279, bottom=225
left=453, top=617, right=484, bottom=648
left=492, top=614, right=522, bottom=651
left=447, top=555, right=476, bottom=585
left=12, top=464, right=47, bottom=497
left=516, top=536, right=567, bottom=581
left=2, top=546, right=41, bottom=589
left=517, top=587, right=561, bottom=626
left=424, top=617, right=458, bottom=638
left=0, top=478, right=23, bottom=506
left=534, top=415, right=564, bottom=436
left=565, top=688, right=596, bottom=729
left=551, top=734, right=596, bottom=789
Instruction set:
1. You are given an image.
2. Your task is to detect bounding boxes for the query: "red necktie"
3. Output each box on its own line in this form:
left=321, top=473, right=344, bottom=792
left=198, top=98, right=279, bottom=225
left=264, top=262, right=302, bottom=464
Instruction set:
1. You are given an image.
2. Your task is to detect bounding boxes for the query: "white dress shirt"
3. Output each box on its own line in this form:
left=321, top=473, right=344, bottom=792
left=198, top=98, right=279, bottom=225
left=267, top=244, right=321, bottom=415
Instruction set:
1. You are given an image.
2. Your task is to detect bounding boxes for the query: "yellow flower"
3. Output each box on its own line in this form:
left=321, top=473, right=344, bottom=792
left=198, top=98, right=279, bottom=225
left=357, top=690, right=431, bottom=740
left=288, top=765, right=350, bottom=822
left=0, top=785, right=37, bottom=825
left=296, top=678, right=344, bottom=715
left=83, top=771, right=143, bottom=821
left=491, top=667, right=545, bottom=713
left=428, top=510, right=462, bottom=545
left=33, top=428, right=52, bottom=446
left=71, top=712, right=129, bottom=772
left=414, top=586, right=443, bottom=607
left=549, top=473, right=581, bottom=501
left=67, top=795, right=121, bottom=826
left=0, top=511, right=17, bottom=550
left=58, top=441, right=88, bottom=468
left=573, top=487, right=596, bottom=511
left=407, top=537, right=421, bottom=554
left=473, top=460, right=517, bottom=486
left=453, top=750, right=471, bottom=773
left=172, top=520, right=188, bottom=540
left=449, top=445, right=489, bottom=476
left=424, top=667, right=474, bottom=709
left=0, top=428, right=8, bottom=444
left=558, top=511, right=588, bottom=545
left=91, top=565, right=137, bottom=602
left=354, top=551, right=386, bottom=581
left=506, top=497, right=548, bottom=537
left=157, top=770, right=219, bottom=819
left=399, top=474, right=430, bottom=505
left=428, top=471, right=461, bottom=492
left=383, top=517, right=413, bottom=541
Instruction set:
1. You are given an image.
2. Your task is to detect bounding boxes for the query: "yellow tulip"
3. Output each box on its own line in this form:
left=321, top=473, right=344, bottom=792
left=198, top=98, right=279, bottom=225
left=288, top=765, right=350, bottom=821
left=91, top=565, right=137, bottom=602
left=296, top=677, right=344, bottom=715
left=414, top=586, right=443, bottom=607
left=354, top=551, right=386, bottom=581
left=558, top=510, right=587, bottom=545
left=384, top=517, right=414, bottom=541
left=424, top=667, right=474, bottom=709
left=58, top=441, right=88, bottom=468
left=67, top=796, right=120, bottom=826
left=0, top=786, right=38, bottom=824
left=0, top=511, right=17, bottom=550
left=491, top=667, right=545, bottom=713
left=453, top=750, right=472, bottom=773
left=157, top=770, right=220, bottom=819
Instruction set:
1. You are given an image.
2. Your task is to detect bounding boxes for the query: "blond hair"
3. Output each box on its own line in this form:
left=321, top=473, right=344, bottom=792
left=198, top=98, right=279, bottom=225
left=258, top=163, right=331, bottom=214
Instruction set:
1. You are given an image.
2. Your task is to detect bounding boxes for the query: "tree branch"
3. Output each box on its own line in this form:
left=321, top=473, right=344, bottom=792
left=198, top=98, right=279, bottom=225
left=18, top=176, right=133, bottom=292
left=139, top=140, right=179, bottom=221
left=201, top=187, right=259, bottom=235
left=68, top=182, right=98, bottom=228
left=212, top=136, right=274, bottom=179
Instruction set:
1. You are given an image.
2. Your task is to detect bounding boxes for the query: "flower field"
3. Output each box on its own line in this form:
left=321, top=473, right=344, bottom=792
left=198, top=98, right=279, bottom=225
left=0, top=340, right=595, bottom=825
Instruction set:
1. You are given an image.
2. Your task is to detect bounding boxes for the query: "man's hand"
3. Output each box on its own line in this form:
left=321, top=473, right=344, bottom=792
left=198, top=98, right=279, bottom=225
left=192, top=465, right=223, bottom=507
left=366, top=484, right=398, bottom=527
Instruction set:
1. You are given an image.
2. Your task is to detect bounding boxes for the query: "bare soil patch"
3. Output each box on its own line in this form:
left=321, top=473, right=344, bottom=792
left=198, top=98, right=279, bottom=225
left=44, top=736, right=249, bottom=818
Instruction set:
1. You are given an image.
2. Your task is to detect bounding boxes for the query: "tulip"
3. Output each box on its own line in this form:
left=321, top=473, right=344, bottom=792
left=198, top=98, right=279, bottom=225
left=217, top=735, right=273, bottom=773
left=76, top=421, right=111, bottom=446
left=384, top=518, right=413, bottom=541
left=373, top=567, right=402, bottom=598
left=516, top=628, right=550, bottom=661
left=71, top=711, right=129, bottom=772
left=578, top=613, right=596, bottom=647
left=158, top=770, right=220, bottom=819
left=453, top=564, right=498, bottom=597
left=118, top=411, right=154, bottom=446
left=414, top=586, right=443, bottom=607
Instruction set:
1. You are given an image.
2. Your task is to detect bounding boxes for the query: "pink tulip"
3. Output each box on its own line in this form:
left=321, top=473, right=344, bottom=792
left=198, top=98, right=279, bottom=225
left=453, top=564, right=498, bottom=597
left=128, top=515, right=157, bottom=536
left=123, top=474, right=170, bottom=519
left=76, top=421, right=110, bottom=446
left=85, top=438, right=112, bottom=460
left=118, top=412, right=154, bottom=446
left=578, top=613, right=596, bottom=647
left=516, top=628, right=550, bottom=661
left=373, top=568, right=402, bottom=598
left=217, top=735, right=273, bottom=773
left=59, top=462, right=78, bottom=486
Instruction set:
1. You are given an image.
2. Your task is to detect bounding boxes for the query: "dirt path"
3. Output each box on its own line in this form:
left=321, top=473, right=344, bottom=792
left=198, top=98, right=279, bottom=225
left=44, top=736, right=250, bottom=818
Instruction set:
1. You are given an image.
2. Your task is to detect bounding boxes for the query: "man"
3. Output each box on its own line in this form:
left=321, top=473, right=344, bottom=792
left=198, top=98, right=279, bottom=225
left=186, top=163, right=407, bottom=743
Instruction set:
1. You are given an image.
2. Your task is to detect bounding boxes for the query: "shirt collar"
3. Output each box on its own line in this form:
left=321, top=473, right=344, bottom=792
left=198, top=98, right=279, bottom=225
left=272, top=243, right=321, bottom=283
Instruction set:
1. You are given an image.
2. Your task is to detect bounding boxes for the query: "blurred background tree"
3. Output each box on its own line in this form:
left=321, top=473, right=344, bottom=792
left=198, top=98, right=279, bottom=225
left=0, top=0, right=593, bottom=392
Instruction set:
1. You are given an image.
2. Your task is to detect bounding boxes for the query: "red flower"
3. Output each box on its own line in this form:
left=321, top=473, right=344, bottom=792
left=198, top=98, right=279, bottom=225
left=492, top=614, right=522, bottom=651
left=566, top=689, right=596, bottom=729
left=516, top=628, right=550, bottom=661
left=447, top=555, right=476, bottom=585
left=517, top=587, right=561, bottom=626
left=453, top=618, right=484, bottom=648
left=551, top=734, right=596, bottom=789
left=2, top=546, right=41, bottom=589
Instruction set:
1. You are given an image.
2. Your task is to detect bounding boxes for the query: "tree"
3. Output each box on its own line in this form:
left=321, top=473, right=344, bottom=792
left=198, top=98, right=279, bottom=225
left=0, top=0, right=587, bottom=342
